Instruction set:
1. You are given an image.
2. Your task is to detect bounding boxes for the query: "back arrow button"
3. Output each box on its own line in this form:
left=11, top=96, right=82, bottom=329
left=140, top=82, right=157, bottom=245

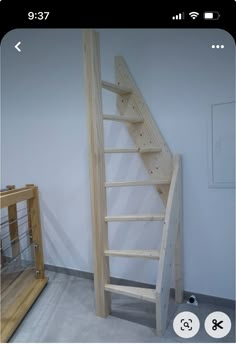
left=15, top=42, right=21, bottom=52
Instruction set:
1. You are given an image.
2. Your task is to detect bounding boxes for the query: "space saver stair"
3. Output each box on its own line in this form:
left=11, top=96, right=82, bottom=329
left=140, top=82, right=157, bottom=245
left=83, top=30, right=183, bottom=335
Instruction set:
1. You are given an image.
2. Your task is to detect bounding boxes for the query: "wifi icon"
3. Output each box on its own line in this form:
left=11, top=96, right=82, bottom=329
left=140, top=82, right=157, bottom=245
left=189, top=11, right=199, bottom=19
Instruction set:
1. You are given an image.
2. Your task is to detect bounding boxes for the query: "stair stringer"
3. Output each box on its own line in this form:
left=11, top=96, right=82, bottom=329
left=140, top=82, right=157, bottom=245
left=83, top=30, right=111, bottom=317
left=115, top=56, right=173, bottom=206
left=156, top=155, right=182, bottom=335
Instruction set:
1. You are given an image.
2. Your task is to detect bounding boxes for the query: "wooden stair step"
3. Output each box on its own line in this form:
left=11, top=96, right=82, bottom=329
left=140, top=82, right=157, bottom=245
left=105, top=284, right=156, bottom=303
left=104, top=147, right=162, bottom=153
left=105, top=179, right=170, bottom=187
left=139, top=147, right=162, bottom=153
left=104, top=249, right=160, bottom=259
left=105, top=214, right=165, bottom=222
left=103, top=115, right=143, bottom=124
left=102, top=80, right=132, bottom=95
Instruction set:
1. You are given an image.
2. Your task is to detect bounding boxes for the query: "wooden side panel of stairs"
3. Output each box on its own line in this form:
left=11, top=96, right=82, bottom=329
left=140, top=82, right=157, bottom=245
left=83, top=29, right=183, bottom=336
left=156, top=155, right=182, bottom=334
left=115, top=57, right=173, bottom=206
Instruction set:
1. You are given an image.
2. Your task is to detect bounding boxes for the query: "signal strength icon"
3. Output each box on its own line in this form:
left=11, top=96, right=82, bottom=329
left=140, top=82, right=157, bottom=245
left=172, top=12, right=185, bottom=20
left=189, top=11, right=199, bottom=19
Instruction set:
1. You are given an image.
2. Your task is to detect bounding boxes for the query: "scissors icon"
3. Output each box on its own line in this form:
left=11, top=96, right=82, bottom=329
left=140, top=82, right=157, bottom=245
left=212, top=319, right=223, bottom=331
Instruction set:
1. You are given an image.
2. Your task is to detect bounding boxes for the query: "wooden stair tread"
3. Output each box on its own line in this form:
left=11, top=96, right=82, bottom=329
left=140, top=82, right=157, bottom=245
left=105, top=214, right=165, bottom=222
left=102, top=80, right=132, bottom=95
left=104, top=249, right=160, bottom=259
left=104, top=147, right=162, bottom=153
left=105, top=179, right=170, bottom=187
left=103, top=115, right=143, bottom=123
left=105, top=284, right=156, bottom=303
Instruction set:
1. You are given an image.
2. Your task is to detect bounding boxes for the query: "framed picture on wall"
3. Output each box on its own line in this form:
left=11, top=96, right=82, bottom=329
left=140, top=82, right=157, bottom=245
left=208, top=101, right=235, bottom=188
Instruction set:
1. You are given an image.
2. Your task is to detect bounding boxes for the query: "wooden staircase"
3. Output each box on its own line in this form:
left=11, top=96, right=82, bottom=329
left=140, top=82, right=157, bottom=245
left=83, top=29, right=183, bottom=335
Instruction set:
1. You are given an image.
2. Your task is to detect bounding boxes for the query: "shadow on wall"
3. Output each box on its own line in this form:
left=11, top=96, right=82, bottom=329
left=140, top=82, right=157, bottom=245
left=40, top=197, right=88, bottom=270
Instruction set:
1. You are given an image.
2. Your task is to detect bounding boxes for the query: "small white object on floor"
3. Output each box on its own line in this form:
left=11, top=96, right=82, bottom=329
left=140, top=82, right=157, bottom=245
left=187, top=295, right=198, bottom=306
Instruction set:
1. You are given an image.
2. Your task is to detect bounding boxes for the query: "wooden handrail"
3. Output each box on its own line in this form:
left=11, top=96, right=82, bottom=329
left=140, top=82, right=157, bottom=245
left=0, top=186, right=33, bottom=196
left=0, top=189, right=34, bottom=208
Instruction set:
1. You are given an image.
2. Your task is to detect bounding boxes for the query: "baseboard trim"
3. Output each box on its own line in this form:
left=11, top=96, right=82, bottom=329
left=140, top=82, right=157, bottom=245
left=44, top=264, right=235, bottom=310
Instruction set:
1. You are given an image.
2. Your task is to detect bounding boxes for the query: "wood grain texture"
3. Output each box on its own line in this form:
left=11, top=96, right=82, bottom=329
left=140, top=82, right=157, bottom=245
left=27, top=186, right=45, bottom=280
left=105, top=284, right=156, bottom=303
left=83, top=29, right=111, bottom=317
left=83, top=32, right=183, bottom=337
left=174, top=176, right=184, bottom=303
left=0, top=186, right=31, bottom=196
left=115, top=56, right=173, bottom=206
left=104, top=249, right=160, bottom=259
left=105, top=214, right=165, bottom=222
left=26, top=184, right=34, bottom=245
left=1, top=274, right=48, bottom=343
left=6, top=185, right=19, bottom=257
left=1, top=185, right=47, bottom=342
left=1, top=269, right=35, bottom=310
left=105, top=179, right=170, bottom=187
left=1, top=189, right=33, bottom=208
left=1, top=270, right=23, bottom=294
left=156, top=155, right=181, bottom=335
left=104, top=147, right=162, bottom=153
left=104, top=148, right=139, bottom=153
left=102, top=80, right=132, bottom=95
left=103, top=114, right=143, bottom=123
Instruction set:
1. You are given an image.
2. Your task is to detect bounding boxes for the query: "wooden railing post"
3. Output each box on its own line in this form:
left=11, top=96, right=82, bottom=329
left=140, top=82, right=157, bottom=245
left=6, top=185, right=19, bottom=257
left=26, top=185, right=45, bottom=279
left=25, top=184, right=33, bottom=244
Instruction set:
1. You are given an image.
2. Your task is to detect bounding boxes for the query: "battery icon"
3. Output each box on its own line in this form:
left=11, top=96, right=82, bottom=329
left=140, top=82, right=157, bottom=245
left=204, top=11, right=220, bottom=20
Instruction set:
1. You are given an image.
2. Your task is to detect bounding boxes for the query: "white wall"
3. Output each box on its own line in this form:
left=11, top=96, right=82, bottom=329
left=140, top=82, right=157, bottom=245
left=1, top=29, right=235, bottom=299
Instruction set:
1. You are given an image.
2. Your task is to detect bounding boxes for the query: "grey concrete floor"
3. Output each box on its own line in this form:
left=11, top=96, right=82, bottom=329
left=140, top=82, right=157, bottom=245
left=10, top=271, right=235, bottom=343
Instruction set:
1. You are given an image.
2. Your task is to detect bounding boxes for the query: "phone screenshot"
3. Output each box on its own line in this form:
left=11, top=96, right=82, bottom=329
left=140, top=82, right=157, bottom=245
left=0, top=1, right=235, bottom=343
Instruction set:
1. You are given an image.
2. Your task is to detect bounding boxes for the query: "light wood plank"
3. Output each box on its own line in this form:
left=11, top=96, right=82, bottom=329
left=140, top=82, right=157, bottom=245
left=6, top=185, right=20, bottom=257
left=105, top=179, right=170, bottom=187
left=175, top=180, right=184, bottom=303
left=105, top=214, right=165, bottom=222
left=27, top=186, right=45, bottom=279
left=1, top=276, right=48, bottom=343
left=1, top=270, right=23, bottom=294
left=1, top=269, right=35, bottom=308
left=105, top=284, right=156, bottom=303
left=104, top=147, right=162, bottom=153
left=104, top=249, right=160, bottom=259
left=140, top=147, right=162, bottom=153
left=156, top=155, right=182, bottom=336
left=105, top=148, right=139, bottom=153
left=26, top=184, right=34, bottom=245
left=83, top=29, right=111, bottom=317
left=115, top=57, right=173, bottom=205
left=102, top=80, right=132, bottom=95
left=103, top=114, right=143, bottom=123
left=1, top=189, right=33, bottom=209
left=0, top=186, right=31, bottom=196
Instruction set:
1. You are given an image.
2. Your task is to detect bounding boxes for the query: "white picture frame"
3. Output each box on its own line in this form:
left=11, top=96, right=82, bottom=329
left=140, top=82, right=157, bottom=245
left=208, top=101, right=235, bottom=189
